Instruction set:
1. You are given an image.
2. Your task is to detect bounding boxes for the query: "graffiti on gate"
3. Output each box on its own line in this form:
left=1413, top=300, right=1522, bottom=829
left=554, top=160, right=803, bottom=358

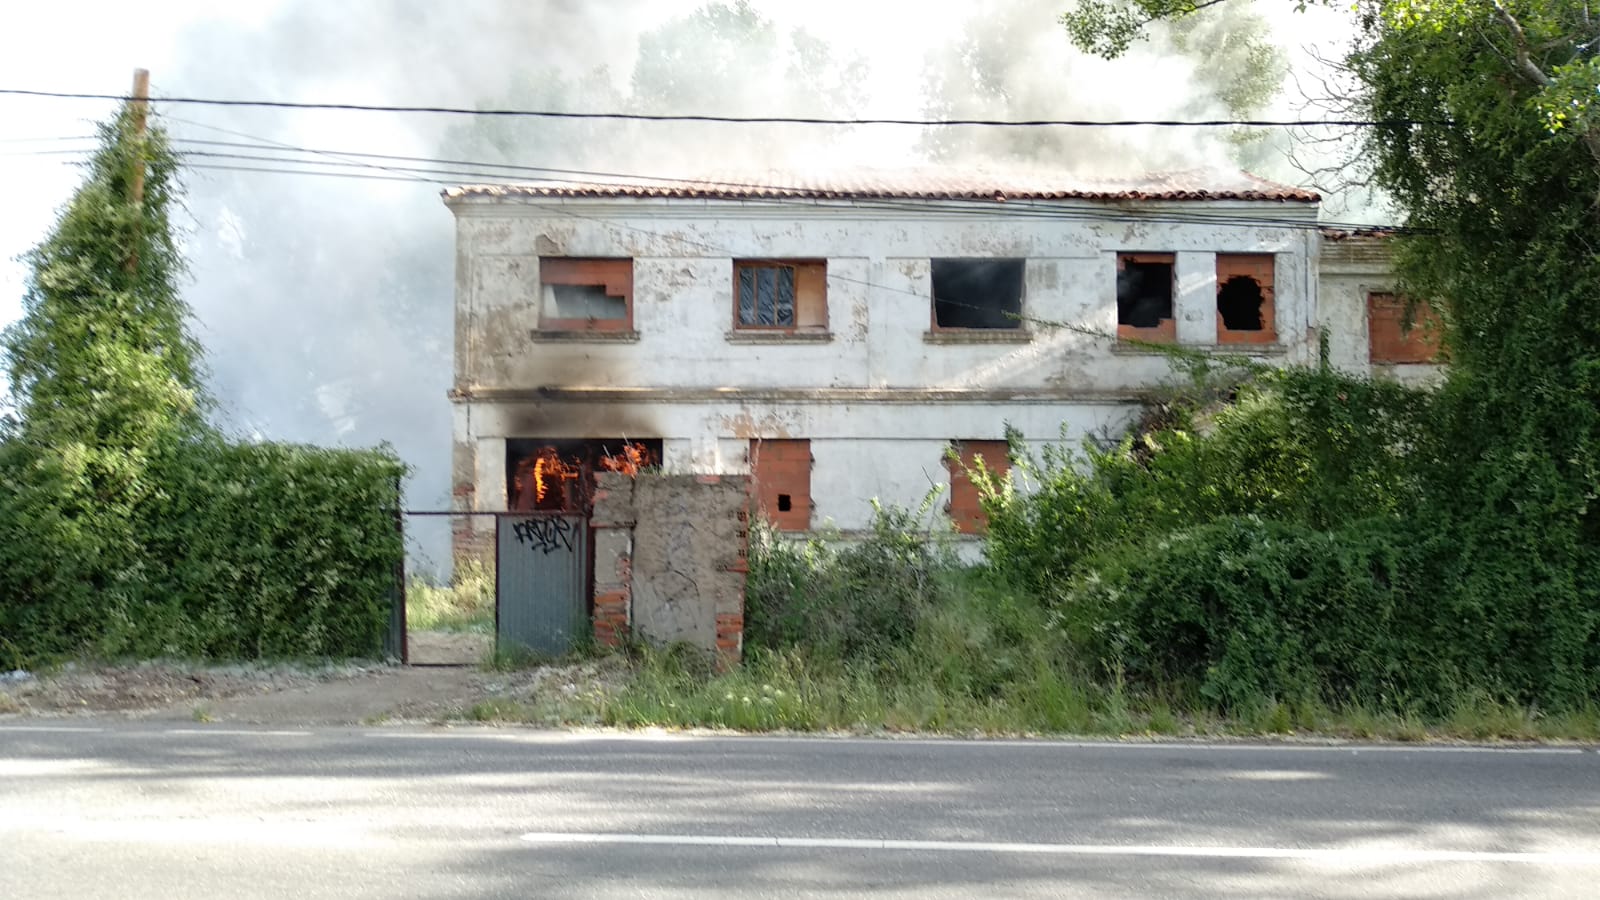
left=512, top=517, right=578, bottom=555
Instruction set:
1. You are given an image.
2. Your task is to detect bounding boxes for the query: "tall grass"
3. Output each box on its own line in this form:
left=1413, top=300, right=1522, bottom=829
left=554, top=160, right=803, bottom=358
left=407, top=560, right=493, bottom=632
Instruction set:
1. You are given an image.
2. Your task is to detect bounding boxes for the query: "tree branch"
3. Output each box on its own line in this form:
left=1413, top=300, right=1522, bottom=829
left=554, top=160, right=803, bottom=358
left=1490, top=2, right=1553, bottom=86
left=1138, top=0, right=1235, bottom=29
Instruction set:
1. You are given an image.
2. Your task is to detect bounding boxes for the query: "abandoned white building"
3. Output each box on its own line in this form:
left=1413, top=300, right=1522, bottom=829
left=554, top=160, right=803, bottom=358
left=443, top=169, right=1437, bottom=560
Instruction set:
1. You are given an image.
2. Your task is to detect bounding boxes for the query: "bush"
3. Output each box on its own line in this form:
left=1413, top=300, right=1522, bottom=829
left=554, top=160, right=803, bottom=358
left=0, top=438, right=406, bottom=667
left=744, top=501, right=954, bottom=662
left=983, top=369, right=1433, bottom=595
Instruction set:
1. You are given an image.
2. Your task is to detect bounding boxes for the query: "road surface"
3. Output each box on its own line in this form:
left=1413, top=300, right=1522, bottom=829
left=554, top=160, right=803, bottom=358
left=3, top=723, right=1598, bottom=897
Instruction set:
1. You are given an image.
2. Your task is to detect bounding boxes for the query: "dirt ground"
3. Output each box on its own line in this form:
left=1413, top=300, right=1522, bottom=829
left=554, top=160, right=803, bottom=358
left=406, top=630, right=493, bottom=666
left=0, top=651, right=624, bottom=726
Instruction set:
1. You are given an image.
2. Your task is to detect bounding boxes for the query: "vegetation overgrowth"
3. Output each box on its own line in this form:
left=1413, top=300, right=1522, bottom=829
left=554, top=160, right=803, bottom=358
left=503, top=0, right=1600, bottom=733
left=0, top=109, right=404, bottom=669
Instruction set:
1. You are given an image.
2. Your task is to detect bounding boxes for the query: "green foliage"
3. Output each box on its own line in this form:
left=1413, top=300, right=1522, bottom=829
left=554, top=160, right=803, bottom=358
left=983, top=368, right=1432, bottom=593
left=408, top=560, right=494, bottom=633
left=0, top=109, right=405, bottom=668
left=743, top=500, right=955, bottom=662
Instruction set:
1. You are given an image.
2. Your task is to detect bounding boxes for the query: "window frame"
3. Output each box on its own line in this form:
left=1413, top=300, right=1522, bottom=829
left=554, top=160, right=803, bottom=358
left=929, top=258, right=1028, bottom=332
left=539, top=257, right=634, bottom=333
left=1115, top=252, right=1178, bottom=343
left=946, top=439, right=1011, bottom=535
left=731, top=259, right=828, bottom=333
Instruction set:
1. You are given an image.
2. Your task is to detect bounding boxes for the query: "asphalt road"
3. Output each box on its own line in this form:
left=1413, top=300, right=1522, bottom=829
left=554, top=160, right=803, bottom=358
left=3, top=724, right=1598, bottom=898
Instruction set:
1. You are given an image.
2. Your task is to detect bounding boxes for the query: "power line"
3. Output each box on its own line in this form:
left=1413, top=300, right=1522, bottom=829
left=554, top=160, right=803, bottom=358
left=17, top=133, right=1411, bottom=234
left=0, top=88, right=1445, bottom=129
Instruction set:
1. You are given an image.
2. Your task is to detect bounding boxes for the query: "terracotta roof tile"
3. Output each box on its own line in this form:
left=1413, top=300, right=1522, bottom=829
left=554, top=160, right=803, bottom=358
left=443, top=167, right=1319, bottom=204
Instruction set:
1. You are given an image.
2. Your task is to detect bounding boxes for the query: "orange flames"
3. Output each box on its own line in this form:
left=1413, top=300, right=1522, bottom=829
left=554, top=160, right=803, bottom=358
left=600, top=442, right=654, bottom=476
left=511, top=442, right=655, bottom=512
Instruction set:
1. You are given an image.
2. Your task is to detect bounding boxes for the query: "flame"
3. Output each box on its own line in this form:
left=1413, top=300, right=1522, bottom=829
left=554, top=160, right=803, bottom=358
left=600, top=442, right=654, bottom=476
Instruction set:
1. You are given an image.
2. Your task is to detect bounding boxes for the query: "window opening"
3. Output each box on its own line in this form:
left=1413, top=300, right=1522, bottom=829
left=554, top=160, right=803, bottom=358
left=1116, top=253, right=1176, bottom=341
left=932, top=259, right=1024, bottom=329
left=549, top=284, right=626, bottom=321
left=1217, top=276, right=1264, bottom=331
left=539, top=258, right=632, bottom=331
left=777, top=494, right=792, bottom=512
left=506, top=438, right=662, bottom=512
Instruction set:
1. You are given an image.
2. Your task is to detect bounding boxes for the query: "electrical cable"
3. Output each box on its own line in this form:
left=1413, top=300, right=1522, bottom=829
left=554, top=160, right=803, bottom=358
left=0, top=87, right=1449, bottom=129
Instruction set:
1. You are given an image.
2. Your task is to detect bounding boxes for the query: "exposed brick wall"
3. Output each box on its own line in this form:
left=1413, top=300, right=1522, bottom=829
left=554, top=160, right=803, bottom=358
left=1368, top=292, right=1443, bottom=364
left=947, top=440, right=1010, bottom=534
left=1216, top=253, right=1277, bottom=345
left=590, top=473, right=635, bottom=647
left=749, top=439, right=813, bottom=531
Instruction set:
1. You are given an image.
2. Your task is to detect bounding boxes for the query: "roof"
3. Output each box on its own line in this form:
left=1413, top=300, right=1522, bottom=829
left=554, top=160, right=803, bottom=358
left=443, top=167, right=1320, bottom=204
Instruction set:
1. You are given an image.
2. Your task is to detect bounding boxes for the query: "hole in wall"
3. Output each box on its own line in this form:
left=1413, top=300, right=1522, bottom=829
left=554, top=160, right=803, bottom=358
left=1217, top=275, right=1265, bottom=331
left=777, top=493, right=792, bottom=512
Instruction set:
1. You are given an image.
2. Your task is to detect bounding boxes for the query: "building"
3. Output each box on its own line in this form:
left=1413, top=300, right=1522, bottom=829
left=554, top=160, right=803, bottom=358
left=442, top=168, right=1433, bottom=555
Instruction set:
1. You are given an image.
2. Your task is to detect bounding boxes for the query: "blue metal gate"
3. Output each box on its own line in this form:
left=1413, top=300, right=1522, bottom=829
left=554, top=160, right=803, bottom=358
left=496, top=514, right=589, bottom=657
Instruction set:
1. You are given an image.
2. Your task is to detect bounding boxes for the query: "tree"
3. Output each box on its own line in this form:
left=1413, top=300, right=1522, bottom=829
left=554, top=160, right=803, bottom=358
left=0, top=106, right=213, bottom=659
left=1060, top=0, right=1600, bottom=704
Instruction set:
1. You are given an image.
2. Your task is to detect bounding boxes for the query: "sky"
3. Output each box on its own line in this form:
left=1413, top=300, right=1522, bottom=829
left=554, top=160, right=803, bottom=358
left=0, top=0, right=1361, bottom=572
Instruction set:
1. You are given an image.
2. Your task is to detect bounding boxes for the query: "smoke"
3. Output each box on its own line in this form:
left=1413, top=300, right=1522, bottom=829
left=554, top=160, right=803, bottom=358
left=1, top=0, right=1365, bottom=573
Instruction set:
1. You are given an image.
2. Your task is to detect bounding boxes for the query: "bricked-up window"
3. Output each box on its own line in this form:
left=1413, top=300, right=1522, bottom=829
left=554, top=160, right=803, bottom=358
left=734, top=260, right=827, bottom=331
left=1216, top=253, right=1277, bottom=345
left=1369, top=292, right=1443, bottom=363
left=1116, top=252, right=1176, bottom=343
left=932, top=259, right=1025, bottom=329
left=947, top=440, right=1010, bottom=534
left=750, top=439, right=812, bottom=531
left=540, top=258, right=633, bottom=331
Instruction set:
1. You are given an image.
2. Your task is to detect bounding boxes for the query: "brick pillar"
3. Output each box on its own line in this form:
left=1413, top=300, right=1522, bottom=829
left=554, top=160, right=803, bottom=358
left=590, top=472, right=637, bottom=647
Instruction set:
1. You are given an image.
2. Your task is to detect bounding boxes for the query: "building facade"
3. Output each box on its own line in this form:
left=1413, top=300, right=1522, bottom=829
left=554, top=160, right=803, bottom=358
left=443, top=169, right=1424, bottom=552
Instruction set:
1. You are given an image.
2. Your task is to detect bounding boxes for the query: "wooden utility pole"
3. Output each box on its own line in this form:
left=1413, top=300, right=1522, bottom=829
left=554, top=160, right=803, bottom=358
left=125, top=68, right=149, bottom=274
left=128, top=68, right=150, bottom=205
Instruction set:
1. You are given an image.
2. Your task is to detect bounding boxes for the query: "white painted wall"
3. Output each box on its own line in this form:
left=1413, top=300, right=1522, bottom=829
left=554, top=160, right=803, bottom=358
left=446, top=195, right=1347, bottom=532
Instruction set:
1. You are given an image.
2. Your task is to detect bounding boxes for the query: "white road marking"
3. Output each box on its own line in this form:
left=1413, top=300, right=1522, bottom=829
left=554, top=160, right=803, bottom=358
left=163, top=729, right=312, bottom=737
left=519, top=832, right=1600, bottom=865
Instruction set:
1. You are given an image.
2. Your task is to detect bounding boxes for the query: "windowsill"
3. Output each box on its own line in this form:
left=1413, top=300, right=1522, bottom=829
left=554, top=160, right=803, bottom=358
left=725, top=330, right=833, bottom=344
left=1112, top=341, right=1289, bottom=356
left=528, top=329, right=640, bottom=343
left=923, top=330, right=1033, bottom=344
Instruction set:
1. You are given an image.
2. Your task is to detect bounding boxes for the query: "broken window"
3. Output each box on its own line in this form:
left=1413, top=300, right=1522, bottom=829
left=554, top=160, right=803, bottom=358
left=1215, top=254, right=1277, bottom=344
left=931, top=259, right=1025, bottom=329
left=506, top=438, right=662, bottom=512
left=749, top=439, right=812, bottom=531
left=947, top=440, right=1010, bottom=535
left=1368, top=292, right=1443, bottom=364
left=539, top=258, right=633, bottom=331
left=734, top=260, right=827, bottom=331
left=1116, top=253, right=1176, bottom=342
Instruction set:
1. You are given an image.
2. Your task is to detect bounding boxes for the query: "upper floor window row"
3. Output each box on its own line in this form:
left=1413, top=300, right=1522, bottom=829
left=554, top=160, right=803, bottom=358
left=534, top=254, right=1280, bottom=342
